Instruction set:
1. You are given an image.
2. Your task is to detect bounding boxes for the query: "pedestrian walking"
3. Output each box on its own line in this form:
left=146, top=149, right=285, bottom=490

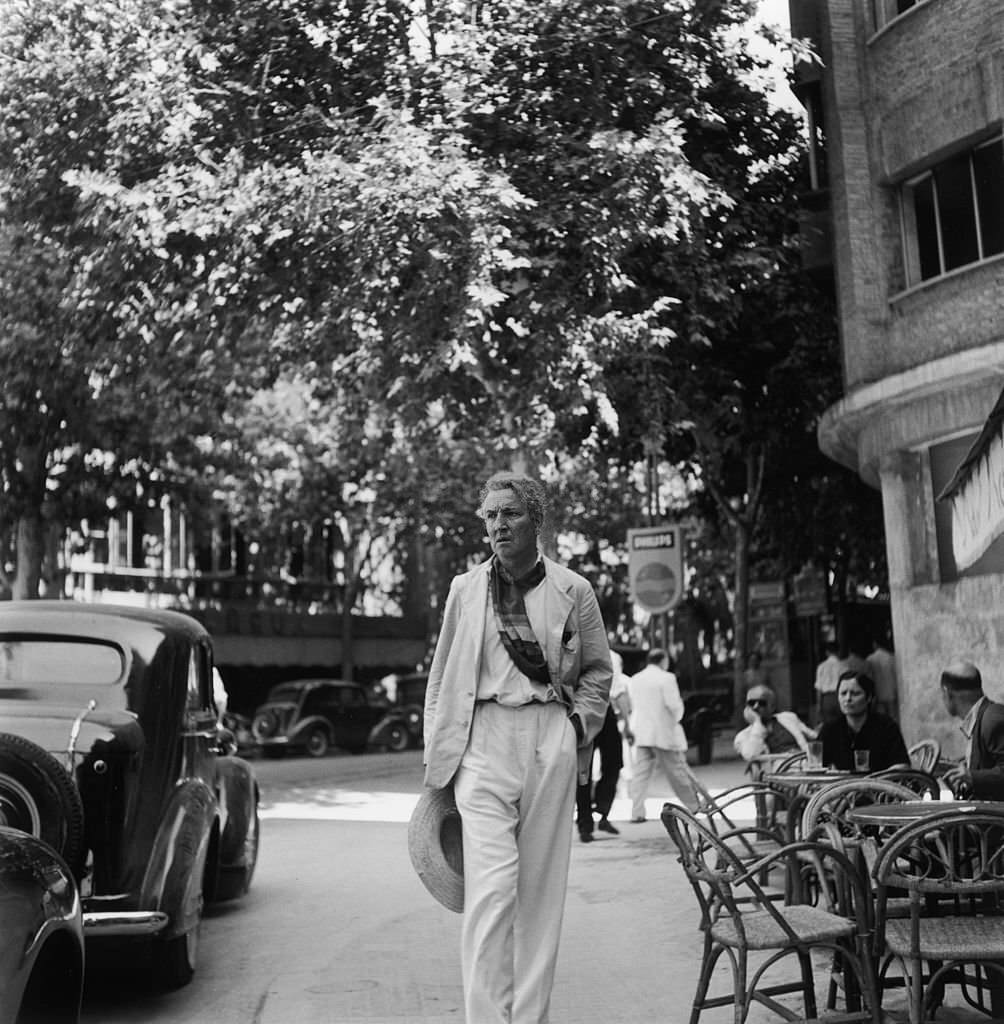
left=625, top=648, right=700, bottom=820
left=421, top=470, right=613, bottom=1024
left=575, top=647, right=628, bottom=842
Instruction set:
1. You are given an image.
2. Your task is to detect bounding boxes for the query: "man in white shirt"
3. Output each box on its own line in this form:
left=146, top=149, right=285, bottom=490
left=625, top=648, right=700, bottom=821
left=866, top=634, right=898, bottom=720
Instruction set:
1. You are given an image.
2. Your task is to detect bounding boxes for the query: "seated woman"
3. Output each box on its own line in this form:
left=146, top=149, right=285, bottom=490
left=818, top=668, right=910, bottom=772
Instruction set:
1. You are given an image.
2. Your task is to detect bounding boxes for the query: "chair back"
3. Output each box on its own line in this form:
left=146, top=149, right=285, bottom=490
left=869, top=767, right=940, bottom=799
left=872, top=808, right=1004, bottom=915
left=690, top=777, right=789, bottom=840
left=774, top=750, right=806, bottom=773
left=801, top=777, right=917, bottom=842
left=661, top=800, right=872, bottom=942
left=660, top=800, right=747, bottom=929
left=907, top=738, right=940, bottom=773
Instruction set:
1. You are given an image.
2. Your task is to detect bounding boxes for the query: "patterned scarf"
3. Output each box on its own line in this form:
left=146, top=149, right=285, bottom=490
left=489, top=558, right=550, bottom=686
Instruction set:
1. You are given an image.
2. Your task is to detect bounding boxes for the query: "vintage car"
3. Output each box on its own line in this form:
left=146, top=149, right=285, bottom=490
left=251, top=677, right=385, bottom=757
left=0, top=602, right=260, bottom=991
left=0, top=825, right=84, bottom=1024
left=367, top=672, right=428, bottom=752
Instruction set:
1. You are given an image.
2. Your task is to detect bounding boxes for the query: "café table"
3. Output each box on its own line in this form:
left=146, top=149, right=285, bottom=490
left=764, top=768, right=857, bottom=794
left=844, top=799, right=999, bottom=829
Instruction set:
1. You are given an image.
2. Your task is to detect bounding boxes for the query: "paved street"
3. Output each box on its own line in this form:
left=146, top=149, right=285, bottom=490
left=82, top=738, right=993, bottom=1023
left=260, top=739, right=992, bottom=1024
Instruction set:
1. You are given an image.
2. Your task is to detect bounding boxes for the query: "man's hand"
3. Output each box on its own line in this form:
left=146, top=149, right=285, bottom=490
left=742, top=704, right=762, bottom=727
left=941, top=764, right=973, bottom=798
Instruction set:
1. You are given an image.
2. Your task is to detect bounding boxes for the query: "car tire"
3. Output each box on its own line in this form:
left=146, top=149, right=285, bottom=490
left=0, top=733, right=86, bottom=878
left=386, top=723, right=410, bottom=753
left=153, top=925, right=199, bottom=991
left=304, top=727, right=329, bottom=758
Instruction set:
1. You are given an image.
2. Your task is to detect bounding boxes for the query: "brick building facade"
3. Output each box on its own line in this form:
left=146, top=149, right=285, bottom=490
left=792, top=0, right=1004, bottom=755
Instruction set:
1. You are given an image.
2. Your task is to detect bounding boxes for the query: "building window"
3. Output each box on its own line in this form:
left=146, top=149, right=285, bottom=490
left=872, top=0, right=923, bottom=30
left=901, top=137, right=1004, bottom=285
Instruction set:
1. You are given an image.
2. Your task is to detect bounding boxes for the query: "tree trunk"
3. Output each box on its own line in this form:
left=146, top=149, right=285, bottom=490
left=341, top=594, right=355, bottom=682
left=732, top=516, right=750, bottom=725
left=14, top=512, right=44, bottom=600
left=12, top=437, right=49, bottom=600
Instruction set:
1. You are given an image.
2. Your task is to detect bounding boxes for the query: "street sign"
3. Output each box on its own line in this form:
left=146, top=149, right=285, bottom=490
left=627, top=525, right=683, bottom=614
left=792, top=566, right=828, bottom=617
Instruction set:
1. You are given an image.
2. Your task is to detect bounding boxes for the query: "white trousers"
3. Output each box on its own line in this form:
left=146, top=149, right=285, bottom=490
left=453, top=701, right=578, bottom=1024
left=629, top=745, right=701, bottom=818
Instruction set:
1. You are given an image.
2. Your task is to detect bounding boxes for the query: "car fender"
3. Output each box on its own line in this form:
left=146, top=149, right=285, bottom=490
left=139, top=781, right=215, bottom=939
left=0, top=826, right=84, bottom=1024
left=287, top=715, right=332, bottom=744
left=367, top=710, right=405, bottom=745
left=215, top=756, right=258, bottom=871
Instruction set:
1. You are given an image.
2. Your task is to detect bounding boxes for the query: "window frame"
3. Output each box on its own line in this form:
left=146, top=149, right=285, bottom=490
left=900, top=134, right=1004, bottom=286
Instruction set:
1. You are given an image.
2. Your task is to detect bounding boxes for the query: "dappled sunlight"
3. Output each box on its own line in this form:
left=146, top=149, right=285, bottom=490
left=257, top=783, right=754, bottom=824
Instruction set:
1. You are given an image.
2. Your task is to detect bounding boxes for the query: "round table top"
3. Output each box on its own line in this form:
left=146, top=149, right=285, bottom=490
left=764, top=769, right=855, bottom=788
left=844, top=799, right=1000, bottom=826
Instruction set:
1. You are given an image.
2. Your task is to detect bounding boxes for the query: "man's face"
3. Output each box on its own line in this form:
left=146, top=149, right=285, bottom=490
left=482, top=488, right=537, bottom=568
left=941, top=685, right=959, bottom=718
left=745, top=687, right=773, bottom=721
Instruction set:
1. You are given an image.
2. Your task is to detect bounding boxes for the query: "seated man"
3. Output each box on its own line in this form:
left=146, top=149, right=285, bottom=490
left=734, top=684, right=816, bottom=764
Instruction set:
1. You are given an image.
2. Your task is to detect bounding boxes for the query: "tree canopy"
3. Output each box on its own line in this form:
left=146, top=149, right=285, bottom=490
left=0, top=0, right=886, bottom=676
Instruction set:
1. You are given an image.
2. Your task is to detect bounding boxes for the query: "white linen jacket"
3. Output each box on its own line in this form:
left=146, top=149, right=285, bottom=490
left=626, top=664, right=689, bottom=752
left=422, top=555, right=613, bottom=789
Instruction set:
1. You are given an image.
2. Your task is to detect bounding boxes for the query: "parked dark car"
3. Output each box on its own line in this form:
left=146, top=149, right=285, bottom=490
left=0, top=825, right=84, bottom=1024
left=368, top=672, right=428, bottom=752
left=683, top=687, right=732, bottom=765
left=0, top=602, right=260, bottom=992
left=251, top=678, right=386, bottom=757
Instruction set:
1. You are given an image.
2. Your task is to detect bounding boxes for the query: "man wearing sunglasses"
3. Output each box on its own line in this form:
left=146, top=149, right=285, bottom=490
left=734, top=684, right=816, bottom=763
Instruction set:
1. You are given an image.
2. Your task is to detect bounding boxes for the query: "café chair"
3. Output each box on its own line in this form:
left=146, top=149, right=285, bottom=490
left=661, top=801, right=881, bottom=1024
left=692, top=777, right=789, bottom=840
left=789, top=777, right=917, bottom=906
left=868, top=767, right=941, bottom=800
left=907, top=739, right=941, bottom=774
left=871, top=807, right=1004, bottom=1024
left=773, top=750, right=807, bottom=773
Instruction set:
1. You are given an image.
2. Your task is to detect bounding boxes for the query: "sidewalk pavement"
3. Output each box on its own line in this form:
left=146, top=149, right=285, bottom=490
left=291, top=732, right=991, bottom=1024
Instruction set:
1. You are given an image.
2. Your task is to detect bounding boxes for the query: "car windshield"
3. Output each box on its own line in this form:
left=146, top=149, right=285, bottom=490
left=0, top=638, right=124, bottom=685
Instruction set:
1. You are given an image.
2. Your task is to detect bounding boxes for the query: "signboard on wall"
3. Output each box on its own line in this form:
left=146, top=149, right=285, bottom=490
left=938, top=385, right=1004, bottom=570
left=627, top=525, right=683, bottom=614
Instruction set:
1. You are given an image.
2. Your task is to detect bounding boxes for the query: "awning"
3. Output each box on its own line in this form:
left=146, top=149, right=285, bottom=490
left=937, top=384, right=1004, bottom=570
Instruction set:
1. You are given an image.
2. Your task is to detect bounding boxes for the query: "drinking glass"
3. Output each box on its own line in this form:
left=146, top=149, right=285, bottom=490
left=853, top=749, right=871, bottom=772
left=806, top=740, right=823, bottom=769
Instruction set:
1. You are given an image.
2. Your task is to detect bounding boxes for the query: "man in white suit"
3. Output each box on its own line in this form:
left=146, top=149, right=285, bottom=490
left=626, top=648, right=701, bottom=821
left=423, top=471, right=612, bottom=1024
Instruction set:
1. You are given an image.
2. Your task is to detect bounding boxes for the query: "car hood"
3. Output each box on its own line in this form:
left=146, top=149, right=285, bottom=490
left=0, top=701, right=144, bottom=758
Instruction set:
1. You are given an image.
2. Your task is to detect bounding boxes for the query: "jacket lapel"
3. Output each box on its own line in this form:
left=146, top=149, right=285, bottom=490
left=461, top=561, right=491, bottom=681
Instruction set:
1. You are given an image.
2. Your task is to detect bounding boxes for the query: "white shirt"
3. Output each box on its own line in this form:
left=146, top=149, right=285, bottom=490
left=476, top=579, right=552, bottom=705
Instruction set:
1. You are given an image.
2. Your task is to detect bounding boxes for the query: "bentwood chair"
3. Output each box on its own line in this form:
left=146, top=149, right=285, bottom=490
left=869, top=767, right=941, bottom=799
left=787, top=778, right=917, bottom=911
left=661, top=801, right=881, bottom=1024
left=871, top=807, right=1004, bottom=1023
left=907, top=739, right=941, bottom=774
left=691, top=777, right=790, bottom=873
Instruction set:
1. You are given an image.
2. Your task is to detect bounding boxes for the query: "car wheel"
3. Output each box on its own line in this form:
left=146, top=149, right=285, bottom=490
left=0, top=733, right=86, bottom=878
left=386, top=723, right=410, bottom=753
left=304, top=727, right=329, bottom=758
left=154, top=925, right=199, bottom=991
